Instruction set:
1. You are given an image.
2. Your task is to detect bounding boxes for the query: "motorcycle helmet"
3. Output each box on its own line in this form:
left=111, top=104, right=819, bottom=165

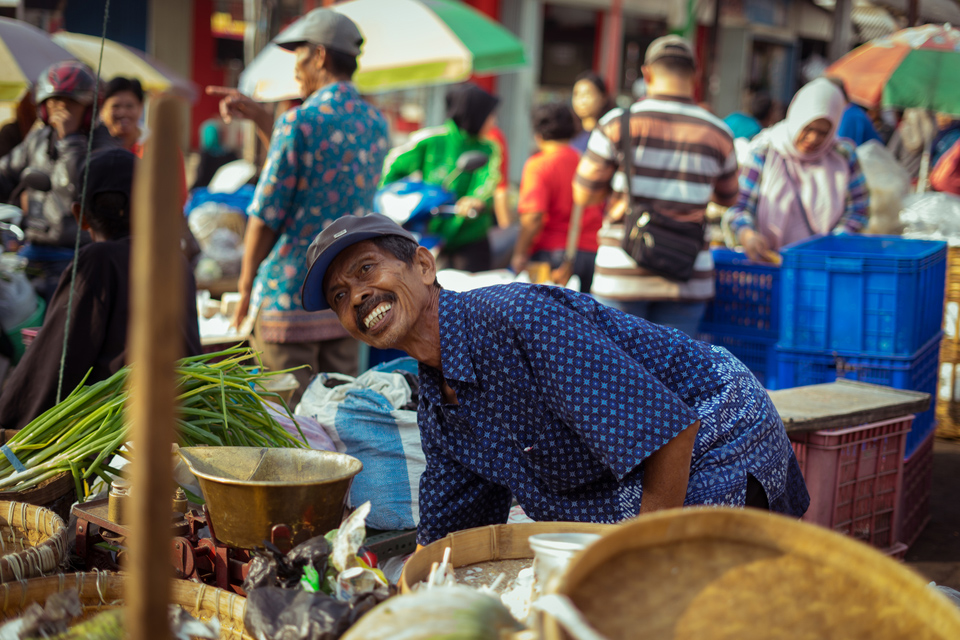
left=36, top=61, right=99, bottom=129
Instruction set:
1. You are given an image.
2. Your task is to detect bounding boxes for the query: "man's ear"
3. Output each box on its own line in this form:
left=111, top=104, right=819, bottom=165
left=71, top=202, right=92, bottom=231
left=415, top=245, right=437, bottom=285
left=315, top=45, right=327, bottom=72
left=640, top=65, right=653, bottom=85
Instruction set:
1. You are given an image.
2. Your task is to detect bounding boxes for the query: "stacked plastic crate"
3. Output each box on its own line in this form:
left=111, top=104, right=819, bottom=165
left=776, top=236, right=947, bottom=458
left=698, top=249, right=781, bottom=389
left=776, top=236, right=947, bottom=551
left=700, top=237, right=946, bottom=553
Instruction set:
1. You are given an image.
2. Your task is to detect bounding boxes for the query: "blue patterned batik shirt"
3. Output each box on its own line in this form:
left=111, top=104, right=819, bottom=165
left=249, top=81, right=389, bottom=343
left=416, top=284, right=809, bottom=545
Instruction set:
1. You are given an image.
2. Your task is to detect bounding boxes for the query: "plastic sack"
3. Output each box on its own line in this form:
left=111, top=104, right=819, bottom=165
left=857, top=140, right=911, bottom=235
left=296, top=363, right=424, bottom=531
left=244, top=587, right=351, bottom=640
left=900, top=191, right=960, bottom=246
left=0, top=272, right=37, bottom=330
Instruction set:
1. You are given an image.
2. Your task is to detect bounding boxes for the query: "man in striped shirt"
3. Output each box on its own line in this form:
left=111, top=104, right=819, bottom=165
left=573, top=35, right=738, bottom=336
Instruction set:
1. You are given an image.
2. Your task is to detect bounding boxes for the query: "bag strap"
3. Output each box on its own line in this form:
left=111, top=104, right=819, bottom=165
left=620, top=107, right=635, bottom=203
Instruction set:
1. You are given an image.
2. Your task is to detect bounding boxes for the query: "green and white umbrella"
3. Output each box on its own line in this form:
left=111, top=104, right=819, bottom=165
left=239, top=0, right=526, bottom=100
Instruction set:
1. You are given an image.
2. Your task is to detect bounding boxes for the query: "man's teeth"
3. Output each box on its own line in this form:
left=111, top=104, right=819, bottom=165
left=363, top=303, right=392, bottom=328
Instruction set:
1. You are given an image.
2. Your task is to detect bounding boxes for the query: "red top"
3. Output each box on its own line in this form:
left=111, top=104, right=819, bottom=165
left=485, top=126, right=509, bottom=190
left=518, top=144, right=603, bottom=253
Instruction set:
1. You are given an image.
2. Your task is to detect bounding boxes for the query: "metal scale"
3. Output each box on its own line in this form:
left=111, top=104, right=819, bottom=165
left=72, top=447, right=417, bottom=594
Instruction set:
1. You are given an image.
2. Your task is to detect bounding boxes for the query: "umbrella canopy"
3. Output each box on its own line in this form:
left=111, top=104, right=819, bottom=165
left=52, top=31, right=198, bottom=102
left=240, top=0, right=526, bottom=101
left=826, top=23, right=960, bottom=115
left=0, top=18, right=76, bottom=101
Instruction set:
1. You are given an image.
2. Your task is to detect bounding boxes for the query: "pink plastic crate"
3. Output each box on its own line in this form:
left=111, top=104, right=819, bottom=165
left=898, top=429, right=934, bottom=549
left=790, top=415, right=913, bottom=550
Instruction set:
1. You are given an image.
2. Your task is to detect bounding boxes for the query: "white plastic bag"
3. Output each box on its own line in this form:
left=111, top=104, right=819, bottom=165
left=857, top=140, right=911, bottom=235
left=900, top=191, right=960, bottom=246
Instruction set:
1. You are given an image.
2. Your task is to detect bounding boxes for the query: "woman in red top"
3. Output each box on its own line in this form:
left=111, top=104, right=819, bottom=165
left=511, top=103, right=603, bottom=292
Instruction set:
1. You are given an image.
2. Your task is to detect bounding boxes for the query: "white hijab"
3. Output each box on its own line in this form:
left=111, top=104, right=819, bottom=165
left=756, top=78, right=851, bottom=250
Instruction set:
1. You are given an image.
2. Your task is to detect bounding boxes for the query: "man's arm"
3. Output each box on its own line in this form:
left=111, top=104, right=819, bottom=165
left=573, top=120, right=619, bottom=207
left=206, top=86, right=274, bottom=146
left=511, top=158, right=547, bottom=273
left=712, top=149, right=740, bottom=207
left=232, top=216, right=277, bottom=328
left=639, top=420, right=700, bottom=514
left=231, top=113, right=298, bottom=328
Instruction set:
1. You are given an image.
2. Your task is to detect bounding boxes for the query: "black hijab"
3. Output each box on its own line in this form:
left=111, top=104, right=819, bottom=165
left=445, top=83, right=500, bottom=137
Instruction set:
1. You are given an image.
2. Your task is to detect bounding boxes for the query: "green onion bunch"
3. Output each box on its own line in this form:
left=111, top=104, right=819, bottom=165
left=0, top=346, right=307, bottom=498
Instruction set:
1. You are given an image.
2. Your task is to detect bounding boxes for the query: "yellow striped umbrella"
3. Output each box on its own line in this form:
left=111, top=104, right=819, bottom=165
left=51, top=31, right=198, bottom=101
left=0, top=18, right=75, bottom=101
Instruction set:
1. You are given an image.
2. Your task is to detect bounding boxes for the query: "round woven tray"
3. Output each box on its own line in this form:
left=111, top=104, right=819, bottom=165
left=546, top=507, right=960, bottom=640
left=399, top=522, right=615, bottom=593
left=0, top=501, right=67, bottom=584
left=0, top=571, right=251, bottom=639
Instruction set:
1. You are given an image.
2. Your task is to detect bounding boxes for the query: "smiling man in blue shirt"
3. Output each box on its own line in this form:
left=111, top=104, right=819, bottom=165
left=302, top=215, right=809, bottom=545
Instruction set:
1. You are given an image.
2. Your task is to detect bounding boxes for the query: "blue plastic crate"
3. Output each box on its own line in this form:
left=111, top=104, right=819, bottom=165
left=698, top=331, right=779, bottom=389
left=776, top=332, right=941, bottom=458
left=700, top=248, right=781, bottom=339
left=780, top=236, right=946, bottom=357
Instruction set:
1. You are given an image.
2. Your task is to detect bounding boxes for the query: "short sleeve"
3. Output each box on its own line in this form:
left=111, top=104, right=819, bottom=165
left=248, top=111, right=303, bottom=233
left=507, top=288, right=699, bottom=480
left=517, top=157, right=549, bottom=215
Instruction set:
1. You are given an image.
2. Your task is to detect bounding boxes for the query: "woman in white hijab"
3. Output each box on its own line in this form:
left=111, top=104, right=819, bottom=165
left=725, top=78, right=871, bottom=262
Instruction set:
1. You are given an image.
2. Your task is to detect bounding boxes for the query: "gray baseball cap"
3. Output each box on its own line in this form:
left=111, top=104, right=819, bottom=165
left=644, top=35, right=695, bottom=66
left=301, top=214, right=418, bottom=312
left=274, top=8, right=363, bottom=56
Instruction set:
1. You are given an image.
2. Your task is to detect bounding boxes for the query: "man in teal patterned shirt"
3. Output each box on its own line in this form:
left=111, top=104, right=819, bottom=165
left=230, top=9, right=389, bottom=402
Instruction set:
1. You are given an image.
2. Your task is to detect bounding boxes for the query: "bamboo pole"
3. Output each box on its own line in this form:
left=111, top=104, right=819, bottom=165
left=125, top=95, right=184, bottom=640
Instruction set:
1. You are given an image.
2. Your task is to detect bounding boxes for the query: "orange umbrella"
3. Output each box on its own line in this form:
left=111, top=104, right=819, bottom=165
left=827, top=23, right=960, bottom=115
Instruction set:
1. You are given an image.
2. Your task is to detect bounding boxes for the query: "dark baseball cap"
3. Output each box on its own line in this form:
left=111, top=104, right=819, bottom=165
left=274, top=8, right=363, bottom=57
left=301, top=214, right=418, bottom=312
left=76, top=148, right=136, bottom=211
left=644, top=35, right=696, bottom=66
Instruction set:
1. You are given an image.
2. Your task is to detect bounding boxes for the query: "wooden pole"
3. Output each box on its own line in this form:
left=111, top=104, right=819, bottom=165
left=125, top=95, right=184, bottom=640
left=908, top=0, right=919, bottom=28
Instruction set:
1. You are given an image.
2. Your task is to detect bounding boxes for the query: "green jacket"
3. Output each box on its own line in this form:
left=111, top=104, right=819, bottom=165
left=380, top=120, right=501, bottom=251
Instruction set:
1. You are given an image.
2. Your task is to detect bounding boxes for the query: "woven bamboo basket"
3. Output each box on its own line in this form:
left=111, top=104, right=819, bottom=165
left=942, top=247, right=960, bottom=341
left=544, top=507, right=960, bottom=640
left=0, top=501, right=67, bottom=584
left=0, top=572, right=251, bottom=639
left=399, top=522, right=615, bottom=593
left=0, top=472, right=75, bottom=523
left=936, top=339, right=960, bottom=439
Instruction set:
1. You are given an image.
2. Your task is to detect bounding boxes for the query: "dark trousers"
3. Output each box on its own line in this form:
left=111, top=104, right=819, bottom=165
left=443, top=237, right=491, bottom=273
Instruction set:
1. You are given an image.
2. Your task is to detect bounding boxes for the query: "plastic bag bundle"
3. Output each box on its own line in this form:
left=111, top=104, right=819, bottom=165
left=857, top=140, right=911, bottom=235
left=0, top=271, right=36, bottom=330
left=900, top=192, right=960, bottom=246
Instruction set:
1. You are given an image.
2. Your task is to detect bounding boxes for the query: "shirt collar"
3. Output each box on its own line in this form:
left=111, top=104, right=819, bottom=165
left=646, top=93, right=696, bottom=104
left=305, top=81, right=357, bottom=104
left=437, top=289, right=477, bottom=384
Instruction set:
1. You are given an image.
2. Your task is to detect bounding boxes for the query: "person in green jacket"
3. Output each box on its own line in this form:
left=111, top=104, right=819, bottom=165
left=380, top=83, right=502, bottom=272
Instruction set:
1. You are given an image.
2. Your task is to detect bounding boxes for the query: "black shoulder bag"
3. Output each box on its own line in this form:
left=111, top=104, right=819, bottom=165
left=618, top=108, right=706, bottom=282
